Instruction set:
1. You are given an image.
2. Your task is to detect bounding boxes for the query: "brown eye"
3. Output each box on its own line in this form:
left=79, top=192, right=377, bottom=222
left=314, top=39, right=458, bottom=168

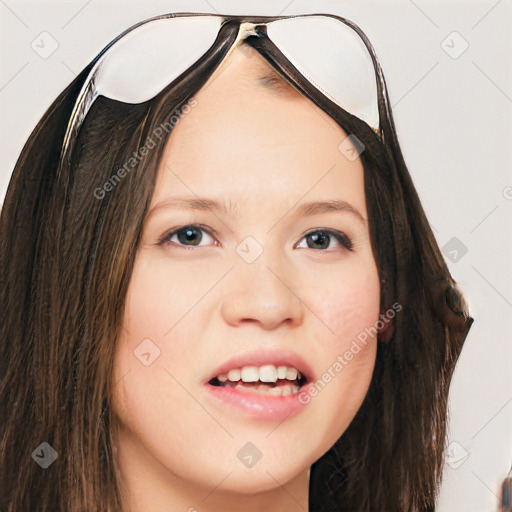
left=296, top=229, right=353, bottom=251
left=159, top=225, right=216, bottom=248
left=175, top=227, right=202, bottom=246
left=306, top=231, right=330, bottom=249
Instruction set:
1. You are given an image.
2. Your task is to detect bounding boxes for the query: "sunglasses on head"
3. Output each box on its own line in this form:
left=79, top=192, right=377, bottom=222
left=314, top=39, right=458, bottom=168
left=61, top=13, right=382, bottom=163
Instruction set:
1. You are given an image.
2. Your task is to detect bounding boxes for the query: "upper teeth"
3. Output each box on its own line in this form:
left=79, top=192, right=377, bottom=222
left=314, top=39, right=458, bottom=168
left=217, top=365, right=302, bottom=383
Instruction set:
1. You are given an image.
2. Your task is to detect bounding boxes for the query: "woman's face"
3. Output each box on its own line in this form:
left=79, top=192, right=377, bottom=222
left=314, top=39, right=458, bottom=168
left=112, top=45, right=380, bottom=506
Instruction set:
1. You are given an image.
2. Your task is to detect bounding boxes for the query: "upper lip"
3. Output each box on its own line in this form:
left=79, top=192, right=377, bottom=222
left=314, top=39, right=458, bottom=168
left=205, top=348, right=315, bottom=384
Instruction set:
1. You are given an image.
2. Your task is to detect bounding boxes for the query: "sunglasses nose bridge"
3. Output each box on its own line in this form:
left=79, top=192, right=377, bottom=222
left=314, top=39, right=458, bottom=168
left=238, top=21, right=263, bottom=41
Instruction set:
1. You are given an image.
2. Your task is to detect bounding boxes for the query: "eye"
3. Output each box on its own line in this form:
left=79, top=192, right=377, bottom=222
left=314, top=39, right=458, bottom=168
left=295, top=229, right=353, bottom=251
left=158, top=224, right=218, bottom=249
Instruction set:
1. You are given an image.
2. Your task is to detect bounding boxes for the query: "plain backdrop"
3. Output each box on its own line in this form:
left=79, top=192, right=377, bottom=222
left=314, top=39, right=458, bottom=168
left=1, top=1, right=511, bottom=510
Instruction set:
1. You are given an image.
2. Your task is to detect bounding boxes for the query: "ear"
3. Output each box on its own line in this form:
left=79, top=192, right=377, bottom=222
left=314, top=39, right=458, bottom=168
left=377, top=310, right=394, bottom=343
left=378, top=278, right=396, bottom=343
left=428, top=277, right=471, bottom=333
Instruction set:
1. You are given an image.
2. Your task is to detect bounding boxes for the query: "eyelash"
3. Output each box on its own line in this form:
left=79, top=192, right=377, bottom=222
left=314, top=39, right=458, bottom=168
left=157, top=224, right=353, bottom=252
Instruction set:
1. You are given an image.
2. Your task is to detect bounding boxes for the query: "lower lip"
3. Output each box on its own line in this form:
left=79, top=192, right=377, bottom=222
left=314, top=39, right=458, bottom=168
left=204, top=383, right=312, bottom=421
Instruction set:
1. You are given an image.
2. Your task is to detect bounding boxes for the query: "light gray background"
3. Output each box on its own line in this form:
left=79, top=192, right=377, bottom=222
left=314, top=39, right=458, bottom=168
left=1, top=1, right=511, bottom=510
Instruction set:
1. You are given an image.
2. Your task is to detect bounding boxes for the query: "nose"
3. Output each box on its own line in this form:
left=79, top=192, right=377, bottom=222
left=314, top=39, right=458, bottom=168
left=220, top=252, right=304, bottom=330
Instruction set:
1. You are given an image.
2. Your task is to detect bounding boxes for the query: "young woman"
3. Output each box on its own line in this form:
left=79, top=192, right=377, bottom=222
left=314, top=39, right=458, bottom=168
left=0, top=12, right=473, bottom=512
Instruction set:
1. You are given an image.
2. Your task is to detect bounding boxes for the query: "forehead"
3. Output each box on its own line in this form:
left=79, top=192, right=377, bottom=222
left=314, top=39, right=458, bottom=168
left=151, top=44, right=367, bottom=217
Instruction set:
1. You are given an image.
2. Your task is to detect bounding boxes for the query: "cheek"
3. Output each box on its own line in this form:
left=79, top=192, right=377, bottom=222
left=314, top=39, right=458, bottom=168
left=296, top=258, right=380, bottom=439
left=110, top=258, right=216, bottom=482
left=110, top=253, right=197, bottom=428
left=118, top=251, right=220, bottom=355
left=111, top=251, right=210, bottom=413
left=306, top=257, right=381, bottom=345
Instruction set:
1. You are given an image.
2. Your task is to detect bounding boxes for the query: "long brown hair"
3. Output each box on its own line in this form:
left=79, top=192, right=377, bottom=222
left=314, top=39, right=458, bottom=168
left=0, top=15, right=472, bottom=512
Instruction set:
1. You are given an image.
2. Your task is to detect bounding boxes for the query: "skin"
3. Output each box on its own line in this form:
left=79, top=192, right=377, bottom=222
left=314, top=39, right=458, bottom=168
left=111, top=42, right=381, bottom=512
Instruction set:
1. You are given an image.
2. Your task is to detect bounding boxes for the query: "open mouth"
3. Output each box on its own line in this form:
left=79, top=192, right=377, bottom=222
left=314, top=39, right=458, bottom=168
left=208, top=365, right=308, bottom=397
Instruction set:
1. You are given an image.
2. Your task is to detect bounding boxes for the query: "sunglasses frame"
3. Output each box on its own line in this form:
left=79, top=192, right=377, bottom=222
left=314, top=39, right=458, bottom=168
left=61, top=12, right=383, bottom=166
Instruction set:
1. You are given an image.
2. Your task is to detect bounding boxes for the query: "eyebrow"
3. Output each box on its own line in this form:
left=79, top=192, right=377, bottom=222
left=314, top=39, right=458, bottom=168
left=295, top=199, right=366, bottom=223
left=147, top=197, right=366, bottom=223
left=256, top=71, right=295, bottom=96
